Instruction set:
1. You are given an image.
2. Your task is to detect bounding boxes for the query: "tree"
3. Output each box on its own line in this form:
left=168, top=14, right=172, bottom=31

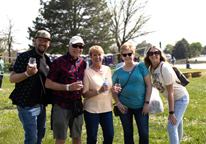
left=136, top=40, right=152, bottom=56
left=28, top=0, right=114, bottom=54
left=1, top=19, right=17, bottom=63
left=174, top=38, right=190, bottom=59
left=163, top=44, right=174, bottom=54
left=201, top=45, right=206, bottom=55
left=108, top=0, right=152, bottom=62
left=0, top=39, right=6, bottom=53
left=189, top=42, right=202, bottom=56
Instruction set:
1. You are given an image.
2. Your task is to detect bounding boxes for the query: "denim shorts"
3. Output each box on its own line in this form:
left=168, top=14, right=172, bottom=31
left=52, top=104, right=83, bottom=140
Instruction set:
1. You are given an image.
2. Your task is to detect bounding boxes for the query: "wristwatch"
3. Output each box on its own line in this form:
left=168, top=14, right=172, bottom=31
left=169, top=111, right=174, bottom=114
left=145, top=101, right=149, bottom=104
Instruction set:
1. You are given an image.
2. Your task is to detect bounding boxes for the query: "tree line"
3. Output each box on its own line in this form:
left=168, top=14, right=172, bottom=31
left=1, top=0, right=205, bottom=61
left=164, top=38, right=205, bottom=59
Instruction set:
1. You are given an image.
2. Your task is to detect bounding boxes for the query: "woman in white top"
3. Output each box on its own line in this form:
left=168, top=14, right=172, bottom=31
left=144, top=46, right=189, bottom=144
left=82, top=45, right=113, bottom=144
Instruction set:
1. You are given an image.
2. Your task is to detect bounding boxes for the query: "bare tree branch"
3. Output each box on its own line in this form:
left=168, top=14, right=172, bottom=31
left=108, top=0, right=153, bottom=62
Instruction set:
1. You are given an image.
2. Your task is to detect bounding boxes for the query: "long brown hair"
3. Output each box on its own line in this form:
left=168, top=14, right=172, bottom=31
left=144, top=46, right=167, bottom=72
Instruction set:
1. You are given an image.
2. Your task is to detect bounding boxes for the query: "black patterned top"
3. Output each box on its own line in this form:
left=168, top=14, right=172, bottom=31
left=9, top=48, right=51, bottom=107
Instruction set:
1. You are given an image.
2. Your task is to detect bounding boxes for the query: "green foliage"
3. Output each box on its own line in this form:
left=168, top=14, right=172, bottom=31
left=28, top=0, right=114, bottom=54
left=163, top=44, right=174, bottom=54
left=174, top=38, right=190, bottom=59
left=189, top=42, right=203, bottom=55
left=201, top=45, right=206, bottom=54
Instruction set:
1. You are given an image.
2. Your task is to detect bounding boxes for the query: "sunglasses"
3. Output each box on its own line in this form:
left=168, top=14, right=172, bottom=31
left=122, top=53, right=132, bottom=57
left=72, top=44, right=84, bottom=49
left=148, top=51, right=161, bottom=56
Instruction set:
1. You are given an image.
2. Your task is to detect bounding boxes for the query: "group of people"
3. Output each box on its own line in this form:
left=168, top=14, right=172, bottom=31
left=9, top=30, right=189, bottom=144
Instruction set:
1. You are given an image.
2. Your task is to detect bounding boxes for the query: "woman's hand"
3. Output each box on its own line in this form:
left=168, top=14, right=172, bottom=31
left=111, top=85, right=121, bottom=93
left=100, top=84, right=109, bottom=93
left=168, top=114, right=177, bottom=126
left=142, top=103, right=149, bottom=115
left=117, top=103, right=128, bottom=114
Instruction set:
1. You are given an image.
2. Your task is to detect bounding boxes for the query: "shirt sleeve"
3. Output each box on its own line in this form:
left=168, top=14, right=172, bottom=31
left=162, top=63, right=176, bottom=86
left=139, top=62, right=150, bottom=77
left=47, top=59, right=60, bottom=81
left=82, top=69, right=90, bottom=94
left=112, top=69, right=119, bottom=84
left=12, top=54, right=27, bottom=73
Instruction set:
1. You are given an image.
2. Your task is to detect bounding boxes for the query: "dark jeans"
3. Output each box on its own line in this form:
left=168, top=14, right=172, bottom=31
left=118, top=107, right=149, bottom=144
left=0, top=74, right=3, bottom=88
left=84, top=110, right=114, bottom=144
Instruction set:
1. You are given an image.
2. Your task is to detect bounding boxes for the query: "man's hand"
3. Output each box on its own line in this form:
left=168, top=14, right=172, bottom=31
left=69, top=81, right=84, bottom=91
left=26, top=63, right=38, bottom=76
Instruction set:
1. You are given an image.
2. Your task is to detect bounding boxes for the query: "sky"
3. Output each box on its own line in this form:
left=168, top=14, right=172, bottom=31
left=1, top=0, right=206, bottom=51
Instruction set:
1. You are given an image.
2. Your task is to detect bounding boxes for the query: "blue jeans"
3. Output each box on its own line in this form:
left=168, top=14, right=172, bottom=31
left=118, top=107, right=149, bottom=144
left=167, top=95, right=189, bottom=144
left=84, top=110, right=114, bottom=144
left=17, top=106, right=46, bottom=144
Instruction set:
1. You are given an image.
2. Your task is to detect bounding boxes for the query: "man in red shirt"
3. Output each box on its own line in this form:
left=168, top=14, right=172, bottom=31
left=45, top=35, right=86, bottom=144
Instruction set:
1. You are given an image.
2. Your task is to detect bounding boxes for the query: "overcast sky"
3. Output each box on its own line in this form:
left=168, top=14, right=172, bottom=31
left=1, top=0, right=206, bottom=51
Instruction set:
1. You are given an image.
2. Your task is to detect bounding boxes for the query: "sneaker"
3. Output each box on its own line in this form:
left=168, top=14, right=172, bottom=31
left=0, top=88, right=2, bottom=91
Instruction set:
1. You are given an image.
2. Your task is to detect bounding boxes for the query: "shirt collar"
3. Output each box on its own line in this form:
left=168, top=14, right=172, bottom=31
left=66, top=51, right=80, bottom=61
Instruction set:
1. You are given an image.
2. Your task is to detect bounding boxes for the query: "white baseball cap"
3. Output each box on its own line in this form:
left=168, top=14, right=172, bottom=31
left=69, top=36, right=85, bottom=45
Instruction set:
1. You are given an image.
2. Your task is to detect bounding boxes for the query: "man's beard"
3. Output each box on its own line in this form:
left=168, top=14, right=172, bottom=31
left=37, top=45, right=46, bottom=54
left=37, top=48, right=45, bottom=54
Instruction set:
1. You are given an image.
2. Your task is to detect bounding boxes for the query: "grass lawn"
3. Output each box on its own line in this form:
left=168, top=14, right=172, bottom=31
left=0, top=69, right=206, bottom=144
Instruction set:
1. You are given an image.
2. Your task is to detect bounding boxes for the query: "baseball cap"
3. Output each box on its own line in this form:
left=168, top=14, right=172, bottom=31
left=35, top=30, right=51, bottom=41
left=69, top=36, right=85, bottom=45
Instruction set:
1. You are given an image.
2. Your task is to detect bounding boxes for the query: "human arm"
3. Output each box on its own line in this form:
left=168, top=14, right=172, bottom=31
left=112, top=90, right=127, bottom=114
left=83, top=85, right=108, bottom=98
left=142, top=74, right=152, bottom=115
left=10, top=64, right=38, bottom=83
left=82, top=66, right=110, bottom=98
left=166, top=84, right=177, bottom=126
left=45, top=78, right=83, bottom=91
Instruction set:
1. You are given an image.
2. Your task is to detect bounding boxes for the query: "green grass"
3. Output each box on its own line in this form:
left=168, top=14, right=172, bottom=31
left=0, top=70, right=206, bottom=143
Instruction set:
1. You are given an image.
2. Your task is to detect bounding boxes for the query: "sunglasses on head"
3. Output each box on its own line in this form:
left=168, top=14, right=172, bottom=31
left=72, top=44, right=84, bottom=49
left=122, top=53, right=132, bottom=57
left=148, top=51, right=160, bottom=56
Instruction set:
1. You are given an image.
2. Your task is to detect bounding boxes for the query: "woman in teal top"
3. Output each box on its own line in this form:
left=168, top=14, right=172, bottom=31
left=112, top=43, right=152, bottom=144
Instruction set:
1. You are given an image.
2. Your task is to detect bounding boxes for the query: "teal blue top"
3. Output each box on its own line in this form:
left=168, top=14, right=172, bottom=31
left=112, top=62, right=150, bottom=109
left=0, top=59, right=4, bottom=73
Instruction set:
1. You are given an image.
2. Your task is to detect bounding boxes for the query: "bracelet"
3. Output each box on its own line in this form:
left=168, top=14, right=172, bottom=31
left=66, top=84, right=69, bottom=91
left=25, top=71, right=30, bottom=77
left=169, top=111, right=174, bottom=114
left=97, top=89, right=99, bottom=94
left=115, top=102, right=121, bottom=106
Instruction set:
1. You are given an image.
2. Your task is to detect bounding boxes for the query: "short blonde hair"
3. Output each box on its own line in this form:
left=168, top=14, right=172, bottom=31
left=144, top=46, right=167, bottom=72
left=120, top=43, right=135, bottom=55
left=89, top=45, right=104, bottom=56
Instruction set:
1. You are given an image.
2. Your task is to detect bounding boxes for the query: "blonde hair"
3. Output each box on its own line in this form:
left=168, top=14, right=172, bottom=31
left=89, top=45, right=104, bottom=56
left=144, top=46, right=167, bottom=72
left=120, top=43, right=135, bottom=55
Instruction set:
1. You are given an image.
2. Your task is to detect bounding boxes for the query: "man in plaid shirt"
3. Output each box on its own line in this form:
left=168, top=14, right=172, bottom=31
left=45, top=35, right=86, bottom=144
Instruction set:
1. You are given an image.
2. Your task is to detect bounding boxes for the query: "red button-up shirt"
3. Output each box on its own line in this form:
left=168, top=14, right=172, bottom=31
left=47, top=52, right=86, bottom=110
